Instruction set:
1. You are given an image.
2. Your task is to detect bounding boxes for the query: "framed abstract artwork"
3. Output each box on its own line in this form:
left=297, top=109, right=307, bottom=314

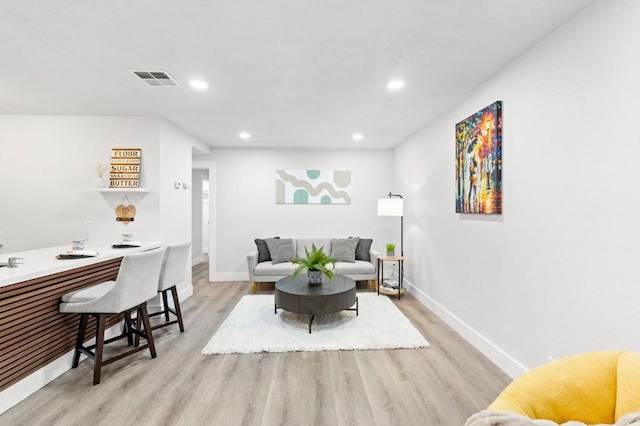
left=275, top=170, right=351, bottom=204
left=455, top=101, right=502, bottom=214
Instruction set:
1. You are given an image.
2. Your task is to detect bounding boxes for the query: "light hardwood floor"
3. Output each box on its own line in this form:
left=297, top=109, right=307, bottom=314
left=1, top=262, right=511, bottom=425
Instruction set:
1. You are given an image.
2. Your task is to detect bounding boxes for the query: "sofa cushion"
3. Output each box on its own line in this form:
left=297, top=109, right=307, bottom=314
left=334, top=260, right=375, bottom=275
left=254, top=261, right=296, bottom=276
left=354, top=238, right=373, bottom=261
left=266, top=238, right=296, bottom=264
left=255, top=236, right=279, bottom=263
left=295, top=238, right=332, bottom=259
left=330, top=238, right=359, bottom=263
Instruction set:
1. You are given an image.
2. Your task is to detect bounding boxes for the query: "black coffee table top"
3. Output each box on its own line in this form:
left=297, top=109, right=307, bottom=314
left=276, top=274, right=355, bottom=297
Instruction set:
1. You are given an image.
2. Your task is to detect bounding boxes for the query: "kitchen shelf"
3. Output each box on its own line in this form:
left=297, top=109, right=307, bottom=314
left=84, top=188, right=149, bottom=193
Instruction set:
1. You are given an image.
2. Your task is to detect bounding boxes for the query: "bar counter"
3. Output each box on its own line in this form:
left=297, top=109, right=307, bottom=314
left=0, top=242, right=162, bottom=288
left=0, top=242, right=162, bottom=394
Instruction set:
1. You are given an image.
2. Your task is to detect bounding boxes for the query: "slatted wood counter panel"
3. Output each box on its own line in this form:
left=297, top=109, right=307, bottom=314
left=0, top=258, right=124, bottom=391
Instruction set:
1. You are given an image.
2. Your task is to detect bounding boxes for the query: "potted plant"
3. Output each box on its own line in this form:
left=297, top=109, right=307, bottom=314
left=291, top=244, right=338, bottom=285
left=386, top=243, right=396, bottom=256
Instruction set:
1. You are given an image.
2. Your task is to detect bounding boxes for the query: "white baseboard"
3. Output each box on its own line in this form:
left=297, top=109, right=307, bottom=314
left=1, top=285, right=194, bottom=416
left=211, top=272, right=248, bottom=282
left=148, top=285, right=194, bottom=312
left=0, top=323, right=122, bottom=415
left=179, top=284, right=194, bottom=301
left=403, top=279, right=527, bottom=379
left=192, top=255, right=203, bottom=266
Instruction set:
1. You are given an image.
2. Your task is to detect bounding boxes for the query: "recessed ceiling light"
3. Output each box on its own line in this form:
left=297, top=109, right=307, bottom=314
left=190, top=80, right=208, bottom=90
left=239, top=132, right=251, bottom=140
left=387, top=80, right=405, bottom=91
left=352, top=133, right=363, bottom=141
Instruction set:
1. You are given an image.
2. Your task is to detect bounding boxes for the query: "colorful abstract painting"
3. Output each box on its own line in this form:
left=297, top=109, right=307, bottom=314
left=455, top=101, right=502, bottom=214
left=275, top=170, right=351, bottom=204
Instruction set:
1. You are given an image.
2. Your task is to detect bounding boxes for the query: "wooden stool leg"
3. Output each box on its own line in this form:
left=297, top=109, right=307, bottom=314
left=161, top=290, right=170, bottom=322
left=93, top=314, right=106, bottom=385
left=139, top=304, right=157, bottom=359
left=123, top=311, right=133, bottom=346
left=134, top=307, right=142, bottom=347
left=170, top=286, right=185, bottom=332
left=72, top=313, right=89, bottom=368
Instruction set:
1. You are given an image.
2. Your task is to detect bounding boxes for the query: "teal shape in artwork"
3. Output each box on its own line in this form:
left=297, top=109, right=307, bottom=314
left=306, top=170, right=320, bottom=179
left=321, top=196, right=332, bottom=204
left=294, top=189, right=309, bottom=204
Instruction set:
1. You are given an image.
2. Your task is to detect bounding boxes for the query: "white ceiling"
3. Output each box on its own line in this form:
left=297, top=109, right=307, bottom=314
left=0, top=0, right=595, bottom=149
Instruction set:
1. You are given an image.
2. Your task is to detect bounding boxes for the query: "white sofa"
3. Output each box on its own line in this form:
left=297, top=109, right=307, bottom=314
left=247, top=238, right=380, bottom=293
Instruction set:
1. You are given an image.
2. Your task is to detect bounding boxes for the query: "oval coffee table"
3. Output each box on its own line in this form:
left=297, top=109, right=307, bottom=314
left=274, top=275, right=358, bottom=334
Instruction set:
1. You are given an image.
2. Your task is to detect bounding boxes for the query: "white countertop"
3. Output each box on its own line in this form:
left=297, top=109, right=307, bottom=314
left=0, top=242, right=164, bottom=288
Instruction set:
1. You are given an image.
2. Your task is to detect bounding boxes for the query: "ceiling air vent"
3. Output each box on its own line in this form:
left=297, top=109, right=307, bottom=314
left=130, top=70, right=180, bottom=87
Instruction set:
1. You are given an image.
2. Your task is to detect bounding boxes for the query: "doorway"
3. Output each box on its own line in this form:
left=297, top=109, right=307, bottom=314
left=191, top=168, right=209, bottom=266
left=201, top=175, right=209, bottom=254
left=192, top=160, right=216, bottom=281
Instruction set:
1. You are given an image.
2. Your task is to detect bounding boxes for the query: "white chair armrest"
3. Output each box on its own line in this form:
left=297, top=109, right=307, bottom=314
left=369, top=248, right=381, bottom=273
left=247, top=251, right=259, bottom=281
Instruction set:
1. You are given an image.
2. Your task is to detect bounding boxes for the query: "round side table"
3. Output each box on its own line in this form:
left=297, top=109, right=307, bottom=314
left=377, top=255, right=405, bottom=299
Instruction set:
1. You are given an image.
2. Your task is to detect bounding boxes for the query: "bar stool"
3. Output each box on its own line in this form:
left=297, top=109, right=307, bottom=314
left=148, top=241, right=191, bottom=332
left=59, top=248, right=165, bottom=385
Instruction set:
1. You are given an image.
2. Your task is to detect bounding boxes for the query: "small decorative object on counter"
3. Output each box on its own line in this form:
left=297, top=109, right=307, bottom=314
left=71, top=239, right=86, bottom=251
left=8, top=257, right=24, bottom=267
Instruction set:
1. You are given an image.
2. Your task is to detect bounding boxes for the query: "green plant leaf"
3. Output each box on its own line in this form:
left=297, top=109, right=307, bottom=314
left=291, top=244, right=338, bottom=281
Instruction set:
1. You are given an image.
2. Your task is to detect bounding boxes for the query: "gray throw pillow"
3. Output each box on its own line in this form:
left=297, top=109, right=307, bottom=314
left=255, top=237, right=279, bottom=263
left=354, top=238, right=373, bottom=261
left=265, top=238, right=296, bottom=264
left=330, top=237, right=359, bottom=263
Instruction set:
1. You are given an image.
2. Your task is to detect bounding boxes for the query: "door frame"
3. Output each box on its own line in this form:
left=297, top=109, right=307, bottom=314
left=192, top=160, right=217, bottom=281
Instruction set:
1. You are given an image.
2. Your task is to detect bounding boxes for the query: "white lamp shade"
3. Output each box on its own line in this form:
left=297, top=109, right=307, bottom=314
left=377, top=198, right=403, bottom=217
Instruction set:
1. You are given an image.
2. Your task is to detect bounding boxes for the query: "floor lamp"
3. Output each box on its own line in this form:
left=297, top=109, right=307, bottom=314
left=377, top=192, right=404, bottom=256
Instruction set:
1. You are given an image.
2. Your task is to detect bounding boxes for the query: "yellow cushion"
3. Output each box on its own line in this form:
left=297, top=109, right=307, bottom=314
left=488, top=350, right=623, bottom=424
left=615, top=351, right=640, bottom=421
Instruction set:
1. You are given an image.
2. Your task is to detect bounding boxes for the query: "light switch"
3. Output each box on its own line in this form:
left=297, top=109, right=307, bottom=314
left=86, top=212, right=94, bottom=224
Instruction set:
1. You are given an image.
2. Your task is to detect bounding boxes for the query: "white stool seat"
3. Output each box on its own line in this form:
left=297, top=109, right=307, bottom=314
left=149, top=241, right=190, bottom=333
left=59, top=248, right=165, bottom=385
left=61, top=281, right=115, bottom=304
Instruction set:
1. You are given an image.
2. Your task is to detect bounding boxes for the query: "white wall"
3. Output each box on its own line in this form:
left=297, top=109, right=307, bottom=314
left=204, top=148, right=396, bottom=280
left=394, top=0, right=640, bottom=378
left=0, top=116, right=160, bottom=253
left=0, top=117, right=197, bottom=266
left=159, top=121, right=196, bottom=293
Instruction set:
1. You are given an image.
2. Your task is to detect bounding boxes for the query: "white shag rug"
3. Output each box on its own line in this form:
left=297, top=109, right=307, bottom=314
left=202, top=293, right=430, bottom=355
